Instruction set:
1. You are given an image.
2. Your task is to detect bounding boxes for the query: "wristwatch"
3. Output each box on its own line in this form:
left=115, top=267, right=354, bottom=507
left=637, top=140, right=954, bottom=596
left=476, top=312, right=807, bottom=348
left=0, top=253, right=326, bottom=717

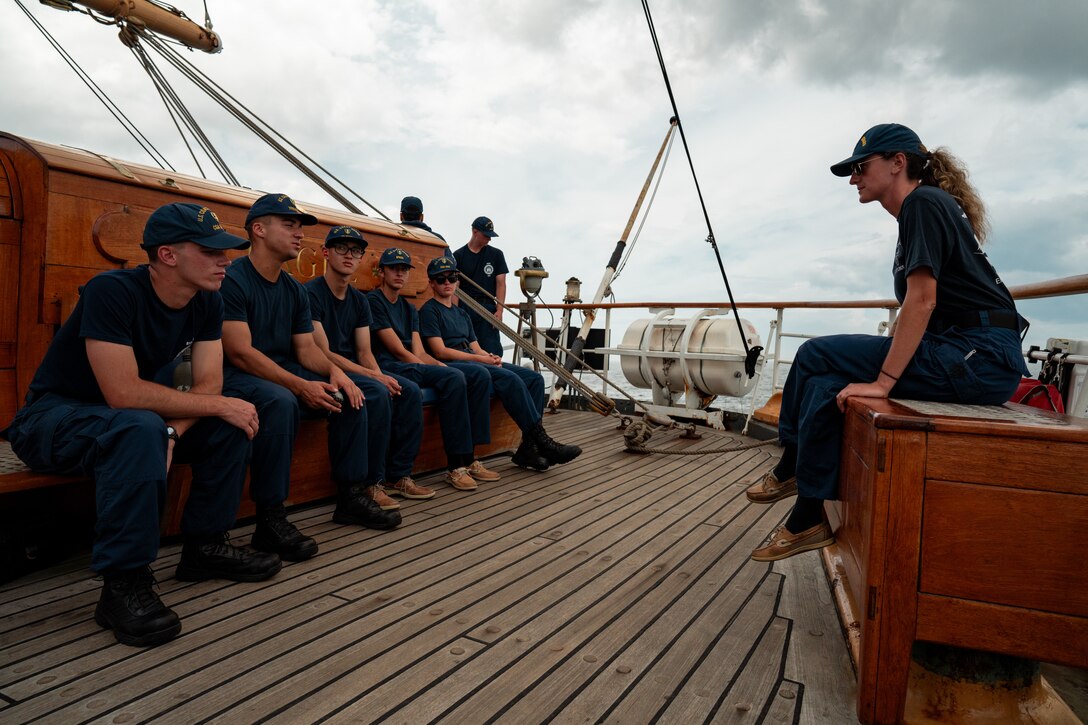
left=166, top=425, right=180, bottom=442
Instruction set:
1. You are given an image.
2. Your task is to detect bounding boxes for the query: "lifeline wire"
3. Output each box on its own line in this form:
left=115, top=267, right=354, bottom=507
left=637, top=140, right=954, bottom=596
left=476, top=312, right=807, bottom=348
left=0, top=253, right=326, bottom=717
left=640, top=0, right=758, bottom=370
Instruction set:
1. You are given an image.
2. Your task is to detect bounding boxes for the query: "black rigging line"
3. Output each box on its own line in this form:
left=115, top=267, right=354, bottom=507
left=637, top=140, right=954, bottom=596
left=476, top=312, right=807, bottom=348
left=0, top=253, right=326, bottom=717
left=137, top=30, right=390, bottom=220
left=13, top=0, right=173, bottom=171
left=640, top=0, right=762, bottom=375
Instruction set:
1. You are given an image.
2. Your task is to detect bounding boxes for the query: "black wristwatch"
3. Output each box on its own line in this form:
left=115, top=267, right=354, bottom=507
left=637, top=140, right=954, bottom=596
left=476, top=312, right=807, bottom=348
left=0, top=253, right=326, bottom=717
left=166, top=425, right=180, bottom=442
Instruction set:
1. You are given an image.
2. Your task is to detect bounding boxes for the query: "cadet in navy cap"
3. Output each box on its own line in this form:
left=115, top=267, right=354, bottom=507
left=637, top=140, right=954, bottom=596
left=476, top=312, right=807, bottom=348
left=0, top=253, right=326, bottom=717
left=747, top=123, right=1028, bottom=563
left=305, top=229, right=436, bottom=510
left=367, top=248, right=497, bottom=491
left=452, top=216, right=508, bottom=357
left=3, top=202, right=279, bottom=647
left=420, top=257, right=581, bottom=472
left=399, top=196, right=447, bottom=245
left=222, top=196, right=401, bottom=563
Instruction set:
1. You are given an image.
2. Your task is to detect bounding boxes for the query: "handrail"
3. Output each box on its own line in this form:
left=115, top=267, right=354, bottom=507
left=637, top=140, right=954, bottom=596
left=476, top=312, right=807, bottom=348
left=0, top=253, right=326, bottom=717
left=535, top=274, right=1088, bottom=311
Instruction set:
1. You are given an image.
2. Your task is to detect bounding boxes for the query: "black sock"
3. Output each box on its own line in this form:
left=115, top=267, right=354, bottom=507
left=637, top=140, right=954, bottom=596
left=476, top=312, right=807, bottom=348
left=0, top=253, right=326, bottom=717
left=773, top=443, right=798, bottom=481
left=784, top=496, right=824, bottom=534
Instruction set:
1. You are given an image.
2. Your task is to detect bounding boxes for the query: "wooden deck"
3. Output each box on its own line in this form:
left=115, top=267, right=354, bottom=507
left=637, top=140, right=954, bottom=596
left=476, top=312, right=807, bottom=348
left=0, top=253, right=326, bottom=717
left=0, top=410, right=857, bottom=724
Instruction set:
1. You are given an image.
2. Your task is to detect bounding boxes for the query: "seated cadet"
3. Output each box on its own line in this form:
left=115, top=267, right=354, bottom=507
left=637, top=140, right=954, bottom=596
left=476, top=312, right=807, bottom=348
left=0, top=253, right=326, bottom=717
left=1, top=203, right=280, bottom=647
left=367, top=247, right=499, bottom=491
left=420, top=256, right=582, bottom=469
left=222, top=194, right=400, bottom=563
left=304, top=226, right=434, bottom=509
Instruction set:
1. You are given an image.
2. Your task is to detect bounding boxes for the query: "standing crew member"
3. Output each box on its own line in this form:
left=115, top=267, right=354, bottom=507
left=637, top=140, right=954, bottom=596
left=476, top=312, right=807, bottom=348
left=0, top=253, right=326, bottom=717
left=305, top=226, right=434, bottom=508
left=420, top=256, right=581, bottom=470
left=2, top=203, right=280, bottom=647
left=222, top=194, right=400, bottom=565
left=746, top=123, right=1028, bottom=562
left=367, top=247, right=500, bottom=491
left=452, top=216, right=508, bottom=358
left=399, top=195, right=447, bottom=245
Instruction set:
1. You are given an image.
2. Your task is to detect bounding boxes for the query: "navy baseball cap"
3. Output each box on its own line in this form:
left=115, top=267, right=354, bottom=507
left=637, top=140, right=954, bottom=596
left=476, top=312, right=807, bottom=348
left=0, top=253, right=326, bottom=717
left=472, top=216, right=498, bottom=238
left=378, top=247, right=415, bottom=268
left=427, top=255, right=458, bottom=278
left=142, top=203, right=250, bottom=250
left=245, top=193, right=318, bottom=226
left=830, top=123, right=925, bottom=177
left=401, top=196, right=423, bottom=214
left=324, top=225, right=368, bottom=249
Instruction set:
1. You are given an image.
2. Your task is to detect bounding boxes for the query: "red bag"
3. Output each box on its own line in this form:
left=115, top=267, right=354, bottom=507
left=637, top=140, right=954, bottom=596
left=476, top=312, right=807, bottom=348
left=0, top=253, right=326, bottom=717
left=1011, top=377, right=1065, bottom=413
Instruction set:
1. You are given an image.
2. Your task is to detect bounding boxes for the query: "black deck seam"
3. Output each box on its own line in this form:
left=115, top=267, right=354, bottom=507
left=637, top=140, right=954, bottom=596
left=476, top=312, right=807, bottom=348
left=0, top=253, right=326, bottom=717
left=194, top=436, right=730, bottom=723
left=417, top=489, right=774, bottom=724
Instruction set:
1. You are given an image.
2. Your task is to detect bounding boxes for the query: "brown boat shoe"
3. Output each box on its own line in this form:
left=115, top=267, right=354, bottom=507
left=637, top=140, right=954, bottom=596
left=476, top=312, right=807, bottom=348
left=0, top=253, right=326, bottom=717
left=745, top=471, right=798, bottom=504
left=388, top=476, right=435, bottom=500
left=750, top=521, right=834, bottom=562
left=445, top=467, right=478, bottom=491
left=467, top=460, right=501, bottom=482
left=365, top=484, right=400, bottom=511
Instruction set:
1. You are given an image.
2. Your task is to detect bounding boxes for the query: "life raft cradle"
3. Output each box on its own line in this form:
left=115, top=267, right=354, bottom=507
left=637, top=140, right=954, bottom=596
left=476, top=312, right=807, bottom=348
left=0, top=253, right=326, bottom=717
left=453, top=279, right=779, bottom=458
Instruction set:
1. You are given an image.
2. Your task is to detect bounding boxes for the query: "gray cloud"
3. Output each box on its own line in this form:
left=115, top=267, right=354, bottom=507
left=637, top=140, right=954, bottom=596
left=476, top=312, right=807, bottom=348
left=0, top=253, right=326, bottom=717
left=664, top=0, right=1088, bottom=94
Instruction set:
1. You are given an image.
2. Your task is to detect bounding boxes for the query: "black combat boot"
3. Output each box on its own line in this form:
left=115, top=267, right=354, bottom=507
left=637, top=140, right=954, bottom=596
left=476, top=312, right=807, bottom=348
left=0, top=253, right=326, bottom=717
left=252, top=504, right=319, bottom=562
left=95, top=566, right=181, bottom=647
left=332, top=484, right=402, bottom=530
left=530, top=423, right=582, bottom=465
left=510, top=435, right=550, bottom=471
left=175, top=533, right=282, bottom=582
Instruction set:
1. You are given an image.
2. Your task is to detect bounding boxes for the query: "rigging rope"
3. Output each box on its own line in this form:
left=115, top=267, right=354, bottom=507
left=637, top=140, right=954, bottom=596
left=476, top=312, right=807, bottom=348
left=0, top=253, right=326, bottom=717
left=640, top=0, right=763, bottom=377
left=612, top=122, right=676, bottom=283
left=132, top=28, right=391, bottom=220
left=14, top=0, right=173, bottom=171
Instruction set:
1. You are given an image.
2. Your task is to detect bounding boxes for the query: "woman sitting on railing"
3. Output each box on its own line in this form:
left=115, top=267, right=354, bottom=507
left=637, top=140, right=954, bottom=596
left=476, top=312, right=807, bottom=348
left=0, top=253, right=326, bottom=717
left=745, top=123, right=1029, bottom=561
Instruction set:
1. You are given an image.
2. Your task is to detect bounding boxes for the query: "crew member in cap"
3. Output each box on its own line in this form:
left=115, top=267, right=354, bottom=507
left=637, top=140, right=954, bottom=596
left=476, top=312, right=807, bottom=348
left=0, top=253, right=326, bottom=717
left=746, top=123, right=1028, bottom=563
left=1, top=203, right=280, bottom=647
left=452, top=216, right=508, bottom=358
left=400, top=196, right=447, bottom=246
left=420, top=256, right=581, bottom=471
left=305, top=226, right=434, bottom=509
left=367, top=247, right=500, bottom=491
left=222, top=195, right=400, bottom=563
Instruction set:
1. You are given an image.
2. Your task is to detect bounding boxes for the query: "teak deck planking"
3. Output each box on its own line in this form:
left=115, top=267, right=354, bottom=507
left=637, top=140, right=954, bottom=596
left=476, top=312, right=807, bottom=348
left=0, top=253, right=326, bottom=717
left=0, top=411, right=859, bottom=724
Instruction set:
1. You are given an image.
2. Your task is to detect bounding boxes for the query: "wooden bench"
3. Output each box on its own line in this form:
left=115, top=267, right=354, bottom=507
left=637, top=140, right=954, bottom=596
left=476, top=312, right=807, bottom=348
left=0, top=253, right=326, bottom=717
left=0, top=130, right=519, bottom=548
left=824, top=396, right=1088, bottom=724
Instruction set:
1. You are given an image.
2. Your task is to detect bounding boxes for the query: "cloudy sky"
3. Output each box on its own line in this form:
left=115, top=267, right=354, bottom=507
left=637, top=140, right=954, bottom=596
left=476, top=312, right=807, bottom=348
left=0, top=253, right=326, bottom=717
left=3, top=0, right=1086, bottom=359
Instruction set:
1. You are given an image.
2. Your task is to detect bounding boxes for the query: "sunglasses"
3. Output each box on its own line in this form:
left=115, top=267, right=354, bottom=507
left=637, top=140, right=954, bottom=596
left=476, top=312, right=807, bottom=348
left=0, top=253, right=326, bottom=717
left=330, top=242, right=366, bottom=258
left=432, top=274, right=458, bottom=284
left=850, top=156, right=881, bottom=177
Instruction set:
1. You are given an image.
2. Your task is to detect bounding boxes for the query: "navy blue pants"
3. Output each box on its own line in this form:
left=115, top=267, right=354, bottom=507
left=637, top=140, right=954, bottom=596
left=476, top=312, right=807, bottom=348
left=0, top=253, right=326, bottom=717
left=465, top=305, right=503, bottom=358
left=382, top=361, right=491, bottom=458
left=223, top=363, right=369, bottom=506
left=456, top=362, right=544, bottom=431
left=5, top=393, right=249, bottom=573
left=780, top=328, right=1024, bottom=500
left=362, top=372, right=423, bottom=482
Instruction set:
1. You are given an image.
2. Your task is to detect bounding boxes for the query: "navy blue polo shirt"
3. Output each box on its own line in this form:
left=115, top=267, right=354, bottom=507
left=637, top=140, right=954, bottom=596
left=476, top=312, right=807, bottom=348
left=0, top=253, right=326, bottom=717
left=26, top=266, right=222, bottom=404
left=452, top=244, right=508, bottom=311
left=419, top=298, right=477, bottom=351
left=221, top=255, right=312, bottom=367
left=367, top=289, right=420, bottom=365
left=304, top=277, right=372, bottom=359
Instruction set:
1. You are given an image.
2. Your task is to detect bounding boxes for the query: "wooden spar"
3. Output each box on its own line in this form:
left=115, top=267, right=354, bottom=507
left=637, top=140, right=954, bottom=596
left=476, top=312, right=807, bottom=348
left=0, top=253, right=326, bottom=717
left=546, top=118, right=677, bottom=409
left=69, top=0, right=222, bottom=53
